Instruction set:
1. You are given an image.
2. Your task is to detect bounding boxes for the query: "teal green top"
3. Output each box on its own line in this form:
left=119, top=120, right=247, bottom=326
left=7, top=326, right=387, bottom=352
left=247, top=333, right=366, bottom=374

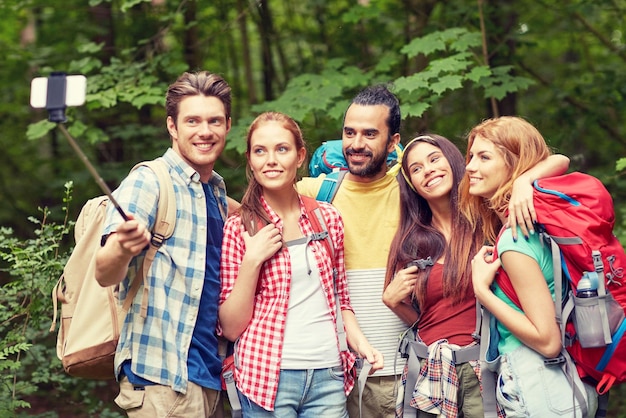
left=493, top=227, right=555, bottom=354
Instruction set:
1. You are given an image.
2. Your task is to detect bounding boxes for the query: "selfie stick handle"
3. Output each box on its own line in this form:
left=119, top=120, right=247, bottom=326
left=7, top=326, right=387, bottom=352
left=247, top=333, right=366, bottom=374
left=57, top=124, right=130, bottom=222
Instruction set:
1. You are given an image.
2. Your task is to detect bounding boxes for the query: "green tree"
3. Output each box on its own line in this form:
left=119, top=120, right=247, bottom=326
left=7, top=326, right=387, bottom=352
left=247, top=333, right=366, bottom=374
left=1, top=0, right=625, bottom=414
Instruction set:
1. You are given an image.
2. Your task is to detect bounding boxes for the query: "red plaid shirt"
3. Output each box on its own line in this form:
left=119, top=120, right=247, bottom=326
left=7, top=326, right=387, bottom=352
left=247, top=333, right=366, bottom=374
left=219, top=195, right=356, bottom=411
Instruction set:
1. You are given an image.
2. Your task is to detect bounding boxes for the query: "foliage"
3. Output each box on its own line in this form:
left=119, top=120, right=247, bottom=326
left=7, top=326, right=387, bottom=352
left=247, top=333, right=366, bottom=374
left=1, top=0, right=623, bottom=219
left=1, top=0, right=625, bottom=414
left=0, top=182, right=71, bottom=413
left=0, top=183, right=123, bottom=417
left=236, top=26, right=534, bottom=155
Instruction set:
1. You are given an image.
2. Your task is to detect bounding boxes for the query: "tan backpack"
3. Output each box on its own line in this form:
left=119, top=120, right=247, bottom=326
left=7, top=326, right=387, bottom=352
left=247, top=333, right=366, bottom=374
left=50, top=159, right=176, bottom=379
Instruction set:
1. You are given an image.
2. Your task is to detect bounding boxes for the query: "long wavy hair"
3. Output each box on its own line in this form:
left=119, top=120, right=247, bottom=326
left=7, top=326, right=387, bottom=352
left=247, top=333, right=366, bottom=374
left=384, top=134, right=484, bottom=310
left=459, top=116, right=552, bottom=244
left=239, top=112, right=306, bottom=234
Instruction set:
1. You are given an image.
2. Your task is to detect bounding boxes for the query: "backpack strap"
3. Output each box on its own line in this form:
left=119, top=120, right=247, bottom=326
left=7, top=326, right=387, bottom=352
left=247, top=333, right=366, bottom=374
left=396, top=259, right=482, bottom=418
left=123, top=159, right=177, bottom=318
left=315, top=170, right=347, bottom=203
left=303, top=195, right=376, bottom=417
left=487, top=228, right=592, bottom=417
left=479, top=307, right=499, bottom=418
left=300, top=196, right=347, bottom=351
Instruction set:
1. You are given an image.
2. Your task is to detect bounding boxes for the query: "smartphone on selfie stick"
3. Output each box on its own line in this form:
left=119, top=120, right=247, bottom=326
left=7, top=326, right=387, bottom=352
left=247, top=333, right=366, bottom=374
left=30, top=72, right=129, bottom=221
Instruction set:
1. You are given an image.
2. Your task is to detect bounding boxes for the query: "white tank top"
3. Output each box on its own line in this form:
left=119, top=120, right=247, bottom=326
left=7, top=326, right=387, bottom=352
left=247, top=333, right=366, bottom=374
left=280, top=238, right=341, bottom=369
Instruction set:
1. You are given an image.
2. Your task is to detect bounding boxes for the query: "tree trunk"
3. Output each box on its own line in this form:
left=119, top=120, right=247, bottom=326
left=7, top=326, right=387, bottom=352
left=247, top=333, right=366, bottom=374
left=236, top=0, right=258, bottom=104
left=184, top=0, right=201, bottom=70
left=484, top=0, right=518, bottom=117
left=255, top=0, right=276, bottom=101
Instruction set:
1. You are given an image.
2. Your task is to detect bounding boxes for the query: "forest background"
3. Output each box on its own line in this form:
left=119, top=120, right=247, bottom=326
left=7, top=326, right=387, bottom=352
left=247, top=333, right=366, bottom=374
left=0, top=0, right=624, bottom=416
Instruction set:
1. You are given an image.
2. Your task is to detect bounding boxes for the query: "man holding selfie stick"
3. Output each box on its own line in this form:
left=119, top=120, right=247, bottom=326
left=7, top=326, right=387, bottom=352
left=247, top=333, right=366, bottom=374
left=93, top=71, right=234, bottom=417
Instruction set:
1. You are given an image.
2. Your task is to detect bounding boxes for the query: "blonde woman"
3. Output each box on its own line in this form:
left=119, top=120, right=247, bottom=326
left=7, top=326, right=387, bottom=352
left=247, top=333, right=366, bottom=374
left=463, top=116, right=597, bottom=417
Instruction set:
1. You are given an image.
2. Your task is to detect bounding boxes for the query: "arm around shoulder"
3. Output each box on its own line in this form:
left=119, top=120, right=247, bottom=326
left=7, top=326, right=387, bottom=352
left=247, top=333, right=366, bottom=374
left=295, top=176, right=322, bottom=199
left=523, top=154, right=570, bottom=184
left=226, top=196, right=241, bottom=216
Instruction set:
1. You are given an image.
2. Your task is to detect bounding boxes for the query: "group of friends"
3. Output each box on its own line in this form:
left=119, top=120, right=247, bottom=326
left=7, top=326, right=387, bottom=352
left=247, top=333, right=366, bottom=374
left=93, top=70, right=599, bottom=417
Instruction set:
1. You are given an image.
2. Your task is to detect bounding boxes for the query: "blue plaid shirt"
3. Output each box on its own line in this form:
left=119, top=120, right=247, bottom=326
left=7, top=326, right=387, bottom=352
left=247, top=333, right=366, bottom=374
left=102, top=148, right=228, bottom=393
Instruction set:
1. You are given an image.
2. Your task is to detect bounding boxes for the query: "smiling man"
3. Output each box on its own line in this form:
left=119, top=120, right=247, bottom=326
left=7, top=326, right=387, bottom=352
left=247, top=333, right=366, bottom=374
left=298, top=85, right=407, bottom=418
left=95, top=71, right=232, bottom=417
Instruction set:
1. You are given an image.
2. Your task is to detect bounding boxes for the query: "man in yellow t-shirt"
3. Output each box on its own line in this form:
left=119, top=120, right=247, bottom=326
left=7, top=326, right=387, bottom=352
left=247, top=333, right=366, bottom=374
left=298, top=85, right=406, bottom=418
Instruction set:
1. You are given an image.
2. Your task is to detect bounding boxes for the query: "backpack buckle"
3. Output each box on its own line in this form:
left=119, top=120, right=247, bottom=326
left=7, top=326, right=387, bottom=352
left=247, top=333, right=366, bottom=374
left=406, top=257, right=434, bottom=270
left=150, top=233, right=165, bottom=247
left=310, top=231, right=329, bottom=242
left=544, top=354, right=566, bottom=365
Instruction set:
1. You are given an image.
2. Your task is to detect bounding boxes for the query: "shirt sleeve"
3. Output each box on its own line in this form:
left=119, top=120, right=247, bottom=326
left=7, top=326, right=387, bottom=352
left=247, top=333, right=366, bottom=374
left=102, top=166, right=159, bottom=237
left=296, top=176, right=324, bottom=199
left=498, top=227, right=539, bottom=258
left=497, top=226, right=553, bottom=279
left=219, top=214, right=245, bottom=305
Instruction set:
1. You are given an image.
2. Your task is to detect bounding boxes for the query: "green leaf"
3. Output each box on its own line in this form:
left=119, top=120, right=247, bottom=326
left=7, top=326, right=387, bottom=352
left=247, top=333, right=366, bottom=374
left=466, top=66, right=492, bottom=82
left=429, top=75, right=464, bottom=95
left=76, top=42, right=104, bottom=54
left=342, top=4, right=382, bottom=24
left=91, top=89, right=118, bottom=109
left=67, top=120, right=88, bottom=138
left=26, top=120, right=56, bottom=140
left=373, top=53, right=401, bottom=73
left=483, top=84, right=514, bottom=101
left=428, top=53, right=473, bottom=75
left=401, top=33, right=447, bottom=57
left=69, top=56, right=102, bottom=75
left=120, top=0, right=150, bottom=13
left=402, top=102, right=431, bottom=118
left=395, top=73, right=429, bottom=92
left=616, top=158, right=626, bottom=172
left=401, top=28, right=478, bottom=58
left=449, top=31, right=482, bottom=52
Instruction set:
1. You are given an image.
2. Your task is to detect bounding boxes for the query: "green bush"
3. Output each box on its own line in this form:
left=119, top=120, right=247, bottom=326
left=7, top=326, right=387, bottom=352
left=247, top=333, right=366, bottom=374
left=0, top=182, right=123, bottom=417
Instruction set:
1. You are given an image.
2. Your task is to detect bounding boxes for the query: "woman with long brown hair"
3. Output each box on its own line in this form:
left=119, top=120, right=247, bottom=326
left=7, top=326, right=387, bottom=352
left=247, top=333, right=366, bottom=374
left=219, top=112, right=382, bottom=417
left=384, top=131, right=569, bottom=417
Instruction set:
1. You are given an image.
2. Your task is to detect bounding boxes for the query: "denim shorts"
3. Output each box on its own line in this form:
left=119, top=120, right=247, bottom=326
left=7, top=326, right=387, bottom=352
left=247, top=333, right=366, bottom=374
left=495, top=345, right=597, bottom=417
left=238, top=367, right=348, bottom=417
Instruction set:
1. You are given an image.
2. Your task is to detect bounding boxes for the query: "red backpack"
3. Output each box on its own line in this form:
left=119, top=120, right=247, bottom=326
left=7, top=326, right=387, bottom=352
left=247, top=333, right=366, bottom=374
left=495, top=172, right=626, bottom=395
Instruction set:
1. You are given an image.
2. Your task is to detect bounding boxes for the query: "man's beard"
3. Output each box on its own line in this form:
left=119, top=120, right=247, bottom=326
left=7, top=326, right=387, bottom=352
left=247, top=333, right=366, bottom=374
left=344, top=147, right=388, bottom=178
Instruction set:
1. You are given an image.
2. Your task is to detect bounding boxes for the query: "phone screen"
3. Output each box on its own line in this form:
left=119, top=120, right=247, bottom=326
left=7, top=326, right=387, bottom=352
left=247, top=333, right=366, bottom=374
left=30, top=75, right=87, bottom=108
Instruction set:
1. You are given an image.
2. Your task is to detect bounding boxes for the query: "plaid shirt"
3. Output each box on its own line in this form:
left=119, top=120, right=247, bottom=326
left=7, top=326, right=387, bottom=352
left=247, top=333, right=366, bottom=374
left=396, top=340, right=505, bottom=418
left=219, top=195, right=356, bottom=411
left=102, top=148, right=228, bottom=393
left=395, top=340, right=479, bottom=418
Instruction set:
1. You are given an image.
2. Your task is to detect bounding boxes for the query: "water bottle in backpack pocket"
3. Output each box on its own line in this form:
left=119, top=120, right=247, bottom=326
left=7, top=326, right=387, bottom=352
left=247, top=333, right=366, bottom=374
left=573, top=273, right=625, bottom=348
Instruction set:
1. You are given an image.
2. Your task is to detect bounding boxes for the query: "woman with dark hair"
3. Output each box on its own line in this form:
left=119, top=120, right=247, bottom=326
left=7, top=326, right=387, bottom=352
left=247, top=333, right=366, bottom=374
left=384, top=133, right=569, bottom=417
left=384, top=134, right=485, bottom=418
left=218, top=112, right=382, bottom=417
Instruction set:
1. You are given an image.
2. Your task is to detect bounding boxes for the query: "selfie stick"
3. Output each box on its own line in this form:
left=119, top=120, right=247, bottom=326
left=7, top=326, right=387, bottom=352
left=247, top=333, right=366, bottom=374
left=45, top=72, right=130, bottom=221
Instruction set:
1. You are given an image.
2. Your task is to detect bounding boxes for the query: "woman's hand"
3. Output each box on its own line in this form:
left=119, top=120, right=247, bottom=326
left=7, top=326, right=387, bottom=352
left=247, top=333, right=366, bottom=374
left=355, top=343, right=384, bottom=374
left=508, top=154, right=569, bottom=241
left=382, top=265, right=418, bottom=309
left=471, top=246, right=501, bottom=300
left=242, top=223, right=282, bottom=264
left=508, top=176, right=535, bottom=241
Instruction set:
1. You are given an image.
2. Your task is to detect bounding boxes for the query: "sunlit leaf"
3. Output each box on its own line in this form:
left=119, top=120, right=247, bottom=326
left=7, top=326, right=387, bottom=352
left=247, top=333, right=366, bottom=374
left=26, top=120, right=56, bottom=140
